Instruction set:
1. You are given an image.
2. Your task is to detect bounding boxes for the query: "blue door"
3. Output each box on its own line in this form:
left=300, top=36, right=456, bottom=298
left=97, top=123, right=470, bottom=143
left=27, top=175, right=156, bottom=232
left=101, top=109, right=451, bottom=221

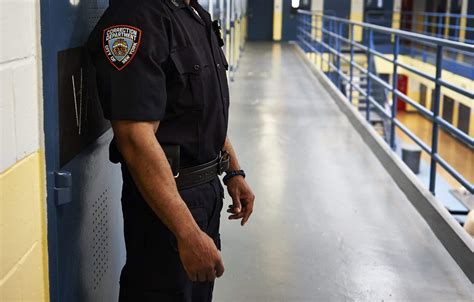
left=363, top=0, right=394, bottom=45
left=247, top=0, right=274, bottom=40
left=323, top=0, right=351, bottom=38
left=40, top=0, right=125, bottom=301
left=282, top=0, right=298, bottom=41
left=324, top=0, right=351, bottom=19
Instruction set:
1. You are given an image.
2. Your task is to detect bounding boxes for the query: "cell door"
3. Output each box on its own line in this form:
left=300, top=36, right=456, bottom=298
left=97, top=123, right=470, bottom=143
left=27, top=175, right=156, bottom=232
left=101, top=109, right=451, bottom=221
left=467, top=1, right=474, bottom=42
left=40, top=1, right=125, bottom=301
left=247, top=0, right=274, bottom=40
left=449, top=0, right=463, bottom=40
left=420, top=84, right=427, bottom=108
left=457, top=103, right=471, bottom=135
left=400, top=0, right=413, bottom=31
left=324, top=0, right=351, bottom=38
left=282, top=0, right=311, bottom=41
left=363, top=0, right=394, bottom=44
left=442, top=96, right=454, bottom=124
left=324, top=0, right=350, bottom=19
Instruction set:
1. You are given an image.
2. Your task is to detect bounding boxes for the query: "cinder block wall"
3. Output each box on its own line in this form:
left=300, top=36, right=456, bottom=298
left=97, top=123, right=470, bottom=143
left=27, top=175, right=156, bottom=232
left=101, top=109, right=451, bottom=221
left=0, top=0, right=49, bottom=301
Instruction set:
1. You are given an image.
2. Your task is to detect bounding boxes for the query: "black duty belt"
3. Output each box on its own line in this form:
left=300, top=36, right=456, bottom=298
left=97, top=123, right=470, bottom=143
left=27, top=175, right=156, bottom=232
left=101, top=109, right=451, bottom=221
left=174, top=152, right=230, bottom=190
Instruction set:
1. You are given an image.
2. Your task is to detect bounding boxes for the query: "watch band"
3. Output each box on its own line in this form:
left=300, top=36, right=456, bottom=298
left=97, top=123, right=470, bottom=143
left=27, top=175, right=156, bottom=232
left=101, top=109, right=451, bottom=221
left=223, top=170, right=246, bottom=185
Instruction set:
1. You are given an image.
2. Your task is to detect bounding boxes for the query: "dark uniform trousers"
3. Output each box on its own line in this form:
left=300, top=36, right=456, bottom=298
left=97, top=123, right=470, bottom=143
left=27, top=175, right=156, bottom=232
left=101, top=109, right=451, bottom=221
left=118, top=165, right=223, bottom=302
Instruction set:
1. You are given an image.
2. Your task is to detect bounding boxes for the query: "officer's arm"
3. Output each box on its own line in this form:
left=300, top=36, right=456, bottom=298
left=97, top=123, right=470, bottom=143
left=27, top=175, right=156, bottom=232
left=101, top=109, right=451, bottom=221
left=112, top=120, right=224, bottom=281
left=223, top=136, right=255, bottom=226
left=223, top=136, right=241, bottom=172
left=112, top=120, right=197, bottom=237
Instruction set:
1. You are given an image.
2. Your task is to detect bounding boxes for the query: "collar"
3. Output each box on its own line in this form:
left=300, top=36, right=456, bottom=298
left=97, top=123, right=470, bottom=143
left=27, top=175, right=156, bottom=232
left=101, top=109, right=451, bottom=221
left=164, top=0, right=210, bottom=26
left=164, top=0, right=187, bottom=10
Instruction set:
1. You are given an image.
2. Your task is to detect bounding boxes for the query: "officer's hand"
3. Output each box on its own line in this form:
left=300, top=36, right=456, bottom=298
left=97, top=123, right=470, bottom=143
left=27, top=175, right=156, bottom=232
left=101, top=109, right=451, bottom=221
left=177, top=229, right=225, bottom=282
left=226, top=176, right=255, bottom=226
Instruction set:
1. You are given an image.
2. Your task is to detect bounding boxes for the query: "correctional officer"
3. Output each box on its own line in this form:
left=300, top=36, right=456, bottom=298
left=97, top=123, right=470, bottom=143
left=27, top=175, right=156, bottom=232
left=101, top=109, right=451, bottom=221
left=87, top=0, right=255, bottom=301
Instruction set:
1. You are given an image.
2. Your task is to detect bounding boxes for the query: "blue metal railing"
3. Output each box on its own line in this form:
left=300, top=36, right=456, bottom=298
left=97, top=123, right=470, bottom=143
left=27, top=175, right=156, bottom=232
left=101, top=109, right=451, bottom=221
left=296, top=10, right=474, bottom=195
left=365, top=10, right=474, bottom=78
left=366, top=11, right=474, bottom=44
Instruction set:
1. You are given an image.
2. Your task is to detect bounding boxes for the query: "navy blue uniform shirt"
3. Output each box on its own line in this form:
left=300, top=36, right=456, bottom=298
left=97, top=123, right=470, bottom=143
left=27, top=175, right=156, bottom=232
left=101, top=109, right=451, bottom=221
left=87, top=0, right=230, bottom=168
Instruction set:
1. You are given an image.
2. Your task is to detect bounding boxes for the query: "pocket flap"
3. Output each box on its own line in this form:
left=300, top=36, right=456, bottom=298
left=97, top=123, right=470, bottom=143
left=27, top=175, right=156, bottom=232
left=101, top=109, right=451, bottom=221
left=170, top=46, right=207, bottom=74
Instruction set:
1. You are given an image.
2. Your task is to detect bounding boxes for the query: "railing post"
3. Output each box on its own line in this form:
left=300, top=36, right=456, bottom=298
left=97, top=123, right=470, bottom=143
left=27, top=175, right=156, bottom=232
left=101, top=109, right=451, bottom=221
left=328, top=19, right=333, bottom=75
left=322, top=17, right=326, bottom=69
left=429, top=45, right=443, bottom=195
left=365, top=28, right=373, bottom=122
left=437, top=14, right=443, bottom=38
left=390, top=35, right=400, bottom=149
left=423, top=14, right=428, bottom=36
left=307, top=14, right=311, bottom=51
left=349, top=24, right=354, bottom=104
left=336, top=21, right=343, bottom=89
left=455, top=15, right=460, bottom=41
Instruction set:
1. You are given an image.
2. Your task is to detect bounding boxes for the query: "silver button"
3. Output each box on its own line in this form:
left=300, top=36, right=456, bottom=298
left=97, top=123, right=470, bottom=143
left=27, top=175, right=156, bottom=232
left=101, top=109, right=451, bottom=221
left=194, top=64, right=200, bottom=71
left=217, top=63, right=221, bottom=69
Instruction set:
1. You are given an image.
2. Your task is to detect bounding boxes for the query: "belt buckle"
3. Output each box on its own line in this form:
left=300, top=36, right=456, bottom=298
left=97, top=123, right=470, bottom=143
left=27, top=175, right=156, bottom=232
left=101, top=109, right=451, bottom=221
left=218, top=151, right=230, bottom=175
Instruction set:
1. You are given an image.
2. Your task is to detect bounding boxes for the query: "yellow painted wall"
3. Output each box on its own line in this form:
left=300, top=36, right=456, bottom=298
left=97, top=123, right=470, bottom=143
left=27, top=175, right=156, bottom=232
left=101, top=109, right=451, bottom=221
left=459, top=0, right=469, bottom=42
left=1, top=0, right=49, bottom=300
left=273, top=0, right=283, bottom=41
left=351, top=0, right=364, bottom=42
left=392, top=0, right=401, bottom=30
left=0, top=152, right=49, bottom=301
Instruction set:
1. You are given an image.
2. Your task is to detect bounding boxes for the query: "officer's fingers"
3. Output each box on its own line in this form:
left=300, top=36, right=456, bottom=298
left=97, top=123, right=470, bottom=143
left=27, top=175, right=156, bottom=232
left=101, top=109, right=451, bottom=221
left=206, top=269, right=216, bottom=282
left=241, top=202, right=254, bottom=226
left=241, top=209, right=253, bottom=226
left=227, top=207, right=242, bottom=214
left=215, top=257, right=225, bottom=278
left=182, top=265, right=196, bottom=282
left=186, top=271, right=197, bottom=282
left=228, top=212, right=245, bottom=220
left=230, top=193, right=242, bottom=214
left=197, top=271, right=207, bottom=282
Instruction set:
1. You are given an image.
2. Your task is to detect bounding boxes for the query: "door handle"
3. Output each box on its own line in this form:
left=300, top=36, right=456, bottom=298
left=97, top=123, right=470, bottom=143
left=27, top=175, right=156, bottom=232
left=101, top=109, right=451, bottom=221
left=54, top=171, right=72, bottom=206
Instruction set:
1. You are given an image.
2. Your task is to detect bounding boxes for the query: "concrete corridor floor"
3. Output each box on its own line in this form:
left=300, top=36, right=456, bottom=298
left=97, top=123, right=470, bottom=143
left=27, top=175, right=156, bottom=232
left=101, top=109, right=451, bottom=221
left=213, top=42, right=474, bottom=301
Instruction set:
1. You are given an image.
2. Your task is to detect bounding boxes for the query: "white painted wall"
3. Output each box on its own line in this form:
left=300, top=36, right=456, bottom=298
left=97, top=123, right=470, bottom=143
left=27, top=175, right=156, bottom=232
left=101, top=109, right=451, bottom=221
left=0, top=0, right=43, bottom=172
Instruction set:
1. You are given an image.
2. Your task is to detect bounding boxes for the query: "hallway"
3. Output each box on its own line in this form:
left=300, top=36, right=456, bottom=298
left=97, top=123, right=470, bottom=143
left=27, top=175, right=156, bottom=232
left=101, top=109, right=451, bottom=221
left=214, top=43, right=473, bottom=301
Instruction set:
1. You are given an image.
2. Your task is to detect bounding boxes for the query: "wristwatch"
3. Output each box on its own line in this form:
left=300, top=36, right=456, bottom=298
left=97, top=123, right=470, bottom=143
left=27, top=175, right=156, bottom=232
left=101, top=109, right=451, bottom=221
left=223, top=170, right=246, bottom=185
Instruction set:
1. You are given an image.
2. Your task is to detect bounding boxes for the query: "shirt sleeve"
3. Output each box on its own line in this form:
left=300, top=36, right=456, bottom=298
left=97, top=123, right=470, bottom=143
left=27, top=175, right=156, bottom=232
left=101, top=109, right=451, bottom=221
left=89, top=8, right=170, bottom=121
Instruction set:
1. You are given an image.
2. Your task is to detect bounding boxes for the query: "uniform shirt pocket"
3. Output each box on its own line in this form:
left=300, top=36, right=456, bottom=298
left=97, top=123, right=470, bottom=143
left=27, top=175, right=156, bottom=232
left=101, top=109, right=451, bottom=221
left=170, top=45, right=210, bottom=110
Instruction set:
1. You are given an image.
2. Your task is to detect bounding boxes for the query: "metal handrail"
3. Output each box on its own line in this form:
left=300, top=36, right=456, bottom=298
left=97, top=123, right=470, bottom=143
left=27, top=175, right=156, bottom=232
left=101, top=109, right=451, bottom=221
left=297, top=10, right=474, bottom=52
left=365, top=10, right=474, bottom=44
left=296, top=10, right=474, bottom=195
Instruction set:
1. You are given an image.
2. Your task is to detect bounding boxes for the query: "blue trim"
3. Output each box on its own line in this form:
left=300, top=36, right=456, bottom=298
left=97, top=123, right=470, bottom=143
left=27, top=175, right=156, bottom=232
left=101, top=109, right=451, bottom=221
left=40, top=0, right=110, bottom=300
left=40, top=0, right=60, bottom=300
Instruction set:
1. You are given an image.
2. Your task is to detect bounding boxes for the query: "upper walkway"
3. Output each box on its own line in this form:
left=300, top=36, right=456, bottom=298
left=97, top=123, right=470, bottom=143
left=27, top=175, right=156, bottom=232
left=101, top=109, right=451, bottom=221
left=214, top=42, right=473, bottom=301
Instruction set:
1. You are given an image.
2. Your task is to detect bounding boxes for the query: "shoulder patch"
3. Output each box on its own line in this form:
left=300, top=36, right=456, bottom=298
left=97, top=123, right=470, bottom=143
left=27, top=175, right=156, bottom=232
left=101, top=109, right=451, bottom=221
left=103, top=25, right=142, bottom=71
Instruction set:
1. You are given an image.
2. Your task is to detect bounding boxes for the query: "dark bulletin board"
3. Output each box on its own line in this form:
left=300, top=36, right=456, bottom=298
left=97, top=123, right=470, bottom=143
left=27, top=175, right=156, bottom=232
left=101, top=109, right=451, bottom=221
left=58, top=47, right=110, bottom=167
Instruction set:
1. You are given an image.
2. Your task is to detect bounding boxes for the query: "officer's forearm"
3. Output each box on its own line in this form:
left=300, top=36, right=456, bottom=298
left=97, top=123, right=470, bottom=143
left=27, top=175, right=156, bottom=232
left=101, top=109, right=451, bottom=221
left=112, top=121, right=200, bottom=241
left=223, top=136, right=241, bottom=171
